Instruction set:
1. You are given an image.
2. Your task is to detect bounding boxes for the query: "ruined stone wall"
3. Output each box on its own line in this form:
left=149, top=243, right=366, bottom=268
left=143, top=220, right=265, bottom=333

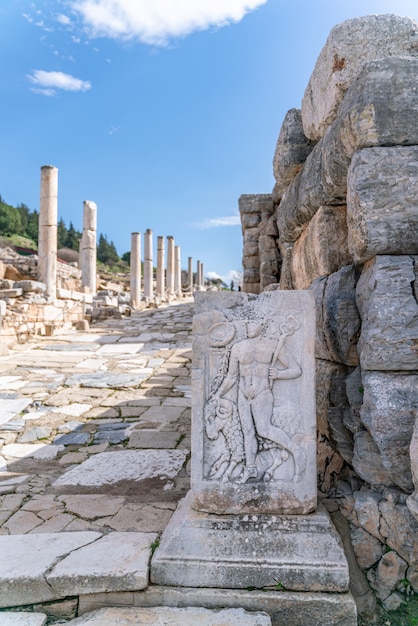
left=241, top=14, right=418, bottom=613
left=0, top=249, right=86, bottom=345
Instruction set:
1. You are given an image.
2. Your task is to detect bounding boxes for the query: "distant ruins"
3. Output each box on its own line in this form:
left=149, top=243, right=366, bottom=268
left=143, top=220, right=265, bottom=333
left=0, top=166, right=206, bottom=348
left=239, top=14, right=418, bottom=618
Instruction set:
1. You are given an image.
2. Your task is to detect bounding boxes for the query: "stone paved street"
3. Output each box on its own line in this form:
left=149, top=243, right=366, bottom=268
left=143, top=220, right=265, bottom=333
left=0, top=299, right=194, bottom=622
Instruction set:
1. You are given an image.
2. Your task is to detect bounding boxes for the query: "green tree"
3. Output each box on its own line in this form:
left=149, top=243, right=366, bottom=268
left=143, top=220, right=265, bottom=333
left=97, top=233, right=120, bottom=265
left=26, top=210, right=39, bottom=244
left=65, top=222, right=81, bottom=250
left=0, top=202, right=22, bottom=235
left=57, top=218, right=68, bottom=249
left=16, top=203, right=31, bottom=235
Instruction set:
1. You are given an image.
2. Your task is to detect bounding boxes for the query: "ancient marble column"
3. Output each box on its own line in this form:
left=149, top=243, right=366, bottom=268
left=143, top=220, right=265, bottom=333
left=200, top=262, right=205, bottom=290
left=196, top=261, right=202, bottom=290
left=80, top=200, right=97, bottom=295
left=188, top=256, right=193, bottom=292
left=38, top=165, right=58, bottom=300
left=144, top=229, right=153, bottom=302
left=166, top=236, right=175, bottom=297
left=157, top=236, right=165, bottom=299
left=174, top=245, right=181, bottom=296
left=130, top=232, right=141, bottom=307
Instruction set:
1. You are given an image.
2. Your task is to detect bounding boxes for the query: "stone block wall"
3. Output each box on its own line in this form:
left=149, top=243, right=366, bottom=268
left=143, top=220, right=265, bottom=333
left=0, top=249, right=86, bottom=345
left=239, top=194, right=280, bottom=293
left=240, top=14, right=418, bottom=613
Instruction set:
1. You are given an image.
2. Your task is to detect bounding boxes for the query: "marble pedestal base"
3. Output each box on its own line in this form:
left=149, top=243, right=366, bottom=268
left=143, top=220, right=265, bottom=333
left=151, top=492, right=350, bottom=593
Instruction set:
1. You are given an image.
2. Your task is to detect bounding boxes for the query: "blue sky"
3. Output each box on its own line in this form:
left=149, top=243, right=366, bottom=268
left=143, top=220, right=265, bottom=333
left=1, top=0, right=418, bottom=283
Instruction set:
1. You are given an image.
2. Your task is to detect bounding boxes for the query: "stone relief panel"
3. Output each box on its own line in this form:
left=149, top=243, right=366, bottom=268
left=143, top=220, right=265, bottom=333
left=191, top=291, right=316, bottom=515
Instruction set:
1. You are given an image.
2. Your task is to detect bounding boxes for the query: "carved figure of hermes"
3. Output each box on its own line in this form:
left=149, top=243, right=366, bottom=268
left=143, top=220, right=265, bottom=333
left=214, top=318, right=306, bottom=483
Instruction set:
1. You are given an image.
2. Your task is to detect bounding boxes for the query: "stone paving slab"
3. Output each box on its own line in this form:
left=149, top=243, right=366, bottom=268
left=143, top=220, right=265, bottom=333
left=0, top=398, right=32, bottom=426
left=66, top=606, right=272, bottom=625
left=52, top=449, right=189, bottom=489
left=47, top=532, right=158, bottom=596
left=0, top=532, right=101, bottom=606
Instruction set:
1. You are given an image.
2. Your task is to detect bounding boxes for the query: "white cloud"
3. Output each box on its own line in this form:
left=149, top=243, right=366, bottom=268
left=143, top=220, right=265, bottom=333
left=27, top=70, right=92, bottom=95
left=207, top=269, right=242, bottom=286
left=57, top=13, right=72, bottom=26
left=69, top=0, right=267, bottom=44
left=193, top=213, right=241, bottom=229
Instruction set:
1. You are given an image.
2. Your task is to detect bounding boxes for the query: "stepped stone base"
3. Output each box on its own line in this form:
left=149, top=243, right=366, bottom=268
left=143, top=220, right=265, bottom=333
left=78, top=586, right=357, bottom=626
left=151, top=492, right=350, bottom=592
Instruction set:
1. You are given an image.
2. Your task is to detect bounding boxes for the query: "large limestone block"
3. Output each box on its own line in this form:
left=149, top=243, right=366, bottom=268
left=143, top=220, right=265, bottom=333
left=360, top=371, right=418, bottom=492
left=356, top=256, right=418, bottom=371
left=273, top=108, right=314, bottom=198
left=278, top=57, right=418, bottom=242
left=302, top=15, right=418, bottom=141
left=348, top=147, right=418, bottom=261
left=352, top=430, right=395, bottom=487
left=192, top=290, right=316, bottom=515
left=290, top=205, right=351, bottom=290
left=311, top=266, right=360, bottom=366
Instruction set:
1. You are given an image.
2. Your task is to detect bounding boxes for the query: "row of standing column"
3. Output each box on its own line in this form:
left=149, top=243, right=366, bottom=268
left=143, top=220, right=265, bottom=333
left=129, top=230, right=205, bottom=307
left=38, top=166, right=205, bottom=305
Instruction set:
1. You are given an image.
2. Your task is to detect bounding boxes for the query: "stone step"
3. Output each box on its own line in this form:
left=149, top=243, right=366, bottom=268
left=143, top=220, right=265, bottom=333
left=0, top=531, right=157, bottom=608
left=65, top=606, right=272, bottom=625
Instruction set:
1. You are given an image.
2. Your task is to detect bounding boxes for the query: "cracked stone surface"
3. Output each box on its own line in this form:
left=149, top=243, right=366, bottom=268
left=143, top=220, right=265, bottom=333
left=0, top=300, right=193, bottom=615
left=65, top=606, right=272, bottom=625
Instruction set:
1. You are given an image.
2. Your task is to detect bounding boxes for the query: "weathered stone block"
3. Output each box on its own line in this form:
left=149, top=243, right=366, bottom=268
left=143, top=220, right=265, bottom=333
left=279, top=243, right=294, bottom=290
left=379, top=495, right=418, bottom=568
left=243, top=227, right=260, bottom=244
left=242, top=255, right=259, bottom=269
left=352, top=431, right=394, bottom=487
left=192, top=290, right=316, bottom=515
left=13, top=280, right=46, bottom=293
left=353, top=490, right=384, bottom=542
left=243, top=268, right=259, bottom=283
left=258, top=235, right=277, bottom=251
left=316, top=359, right=353, bottom=467
left=356, top=256, right=418, bottom=371
left=291, top=206, right=351, bottom=289
left=350, top=526, right=383, bottom=569
left=241, top=213, right=261, bottom=229
left=242, top=283, right=261, bottom=295
left=239, top=194, right=272, bottom=214
left=360, top=371, right=418, bottom=492
left=311, top=266, right=360, bottom=366
left=343, top=367, right=363, bottom=434
left=278, top=57, right=418, bottom=242
left=347, top=147, right=418, bottom=261
left=368, top=551, right=408, bottom=602
left=301, top=15, right=418, bottom=141
left=273, top=108, right=314, bottom=198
